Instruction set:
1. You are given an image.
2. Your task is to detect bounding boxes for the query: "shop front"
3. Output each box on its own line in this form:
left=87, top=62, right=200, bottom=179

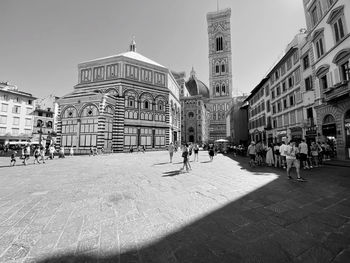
left=290, top=126, right=303, bottom=142
left=305, top=126, right=317, bottom=145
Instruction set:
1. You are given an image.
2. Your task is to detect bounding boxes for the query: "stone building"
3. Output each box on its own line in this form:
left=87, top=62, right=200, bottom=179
left=57, top=40, right=181, bottom=153
left=207, top=8, right=234, bottom=141
left=181, top=68, right=210, bottom=145
left=32, top=94, right=59, bottom=146
left=227, top=96, right=249, bottom=146
left=302, top=0, right=350, bottom=159
left=245, top=78, right=270, bottom=144
left=0, top=82, right=36, bottom=145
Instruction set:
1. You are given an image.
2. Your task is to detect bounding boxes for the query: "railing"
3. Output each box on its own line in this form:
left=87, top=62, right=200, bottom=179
left=323, top=81, right=350, bottom=102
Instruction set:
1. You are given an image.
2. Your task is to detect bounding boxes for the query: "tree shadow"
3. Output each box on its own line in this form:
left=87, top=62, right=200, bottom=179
left=32, top=154, right=350, bottom=263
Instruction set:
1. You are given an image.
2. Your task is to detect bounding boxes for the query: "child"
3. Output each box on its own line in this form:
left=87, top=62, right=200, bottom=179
left=10, top=151, right=17, bottom=166
left=33, top=147, right=41, bottom=164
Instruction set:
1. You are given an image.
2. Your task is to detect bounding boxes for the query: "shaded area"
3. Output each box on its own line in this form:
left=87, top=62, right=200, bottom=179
left=162, top=170, right=184, bottom=177
left=28, top=155, right=350, bottom=262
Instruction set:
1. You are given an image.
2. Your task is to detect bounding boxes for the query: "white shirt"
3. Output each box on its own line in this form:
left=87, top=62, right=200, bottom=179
left=279, top=144, right=287, bottom=156
left=299, top=142, right=308, bottom=154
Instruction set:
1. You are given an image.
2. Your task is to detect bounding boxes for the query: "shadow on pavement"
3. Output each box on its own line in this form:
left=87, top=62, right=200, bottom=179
left=162, top=170, right=183, bottom=177
left=153, top=162, right=170, bottom=166
left=34, top=153, right=350, bottom=263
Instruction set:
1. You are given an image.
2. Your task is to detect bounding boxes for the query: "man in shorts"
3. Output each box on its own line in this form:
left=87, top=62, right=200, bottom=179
left=247, top=141, right=256, bottom=167
left=279, top=141, right=287, bottom=169
left=286, top=140, right=306, bottom=182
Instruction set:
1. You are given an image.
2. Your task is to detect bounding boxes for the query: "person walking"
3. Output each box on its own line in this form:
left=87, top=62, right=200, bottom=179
left=208, top=143, right=215, bottom=161
left=70, top=146, right=74, bottom=157
left=168, top=142, right=174, bottom=163
left=265, top=143, right=274, bottom=167
left=299, top=139, right=309, bottom=169
left=274, top=143, right=281, bottom=168
left=193, top=144, right=199, bottom=162
left=279, top=141, right=287, bottom=169
left=286, top=140, right=306, bottom=182
left=247, top=141, right=256, bottom=167
left=39, top=146, right=46, bottom=164
left=310, top=142, right=319, bottom=167
left=10, top=150, right=17, bottom=166
left=33, top=147, right=41, bottom=164
left=181, top=144, right=190, bottom=173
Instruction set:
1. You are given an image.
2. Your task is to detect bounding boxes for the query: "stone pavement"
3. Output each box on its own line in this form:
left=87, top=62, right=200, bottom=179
left=0, top=151, right=349, bottom=262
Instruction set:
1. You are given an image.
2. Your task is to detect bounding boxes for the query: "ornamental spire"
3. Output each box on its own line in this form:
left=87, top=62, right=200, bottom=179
left=129, top=36, right=136, bottom=52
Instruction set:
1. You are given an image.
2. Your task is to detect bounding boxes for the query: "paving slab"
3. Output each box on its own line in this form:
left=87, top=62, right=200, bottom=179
left=0, top=152, right=349, bottom=262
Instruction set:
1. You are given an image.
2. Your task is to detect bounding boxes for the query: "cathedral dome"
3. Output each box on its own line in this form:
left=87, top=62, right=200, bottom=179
left=185, top=67, right=209, bottom=98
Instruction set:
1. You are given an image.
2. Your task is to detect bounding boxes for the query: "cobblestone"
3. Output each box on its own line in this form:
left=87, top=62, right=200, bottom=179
left=0, top=152, right=349, bottom=262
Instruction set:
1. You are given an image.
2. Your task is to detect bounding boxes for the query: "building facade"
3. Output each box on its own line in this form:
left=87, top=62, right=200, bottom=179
left=32, top=94, right=59, bottom=146
left=207, top=8, right=234, bottom=141
left=0, top=82, right=36, bottom=145
left=57, top=41, right=181, bottom=153
left=227, top=96, right=248, bottom=146
left=303, top=0, right=350, bottom=159
left=181, top=68, right=210, bottom=145
left=245, top=78, right=269, bottom=144
left=268, top=32, right=307, bottom=143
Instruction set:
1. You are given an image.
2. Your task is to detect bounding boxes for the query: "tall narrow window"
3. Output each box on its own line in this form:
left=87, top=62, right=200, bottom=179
left=221, top=64, right=225, bottom=73
left=340, top=61, right=350, bottom=82
left=215, top=84, right=220, bottom=95
left=221, top=84, right=226, bottom=95
left=333, top=17, right=345, bottom=43
left=315, top=37, right=325, bottom=58
left=216, top=37, right=223, bottom=51
left=320, top=75, right=328, bottom=90
left=215, top=65, right=220, bottom=73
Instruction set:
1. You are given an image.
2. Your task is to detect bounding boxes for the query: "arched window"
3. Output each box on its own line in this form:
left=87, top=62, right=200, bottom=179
left=37, top=119, right=43, bottom=127
left=188, top=112, right=194, bottom=118
left=46, top=121, right=52, bottom=128
left=221, top=84, right=226, bottom=95
left=221, top=64, right=225, bottom=73
left=216, top=36, right=223, bottom=51
left=323, top=114, right=335, bottom=124
left=189, top=127, right=194, bottom=133
left=158, top=101, right=164, bottom=111
left=128, top=96, right=135, bottom=108
left=216, top=64, right=220, bottom=73
left=144, top=100, right=149, bottom=109
left=215, top=84, right=220, bottom=95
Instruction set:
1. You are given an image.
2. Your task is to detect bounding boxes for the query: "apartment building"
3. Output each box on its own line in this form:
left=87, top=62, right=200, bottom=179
left=0, top=82, right=36, bottom=145
left=268, top=32, right=307, bottom=143
left=303, top=0, right=350, bottom=159
left=245, top=77, right=269, bottom=143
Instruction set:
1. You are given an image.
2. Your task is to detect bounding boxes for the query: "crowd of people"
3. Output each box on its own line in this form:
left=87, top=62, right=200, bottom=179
left=8, top=144, right=75, bottom=166
left=246, top=139, right=335, bottom=181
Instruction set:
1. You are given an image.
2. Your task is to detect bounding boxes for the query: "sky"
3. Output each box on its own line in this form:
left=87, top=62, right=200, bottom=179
left=0, top=0, right=306, bottom=99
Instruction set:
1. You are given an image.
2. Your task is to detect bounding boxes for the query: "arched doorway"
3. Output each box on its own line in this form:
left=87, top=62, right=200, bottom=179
left=345, top=110, right=350, bottom=159
left=188, top=127, right=195, bottom=143
left=322, top=114, right=336, bottom=137
left=322, top=114, right=337, bottom=159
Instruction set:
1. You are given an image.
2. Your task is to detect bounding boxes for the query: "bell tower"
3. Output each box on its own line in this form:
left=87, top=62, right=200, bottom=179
left=207, top=8, right=233, bottom=141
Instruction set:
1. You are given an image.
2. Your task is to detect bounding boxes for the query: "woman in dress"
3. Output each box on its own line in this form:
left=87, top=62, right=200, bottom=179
left=265, top=143, right=274, bottom=167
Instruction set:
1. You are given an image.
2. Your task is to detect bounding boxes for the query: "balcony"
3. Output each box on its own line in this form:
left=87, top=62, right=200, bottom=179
left=323, top=81, right=350, bottom=103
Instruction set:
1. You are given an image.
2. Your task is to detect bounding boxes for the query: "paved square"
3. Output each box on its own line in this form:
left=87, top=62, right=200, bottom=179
left=0, top=151, right=349, bottom=262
